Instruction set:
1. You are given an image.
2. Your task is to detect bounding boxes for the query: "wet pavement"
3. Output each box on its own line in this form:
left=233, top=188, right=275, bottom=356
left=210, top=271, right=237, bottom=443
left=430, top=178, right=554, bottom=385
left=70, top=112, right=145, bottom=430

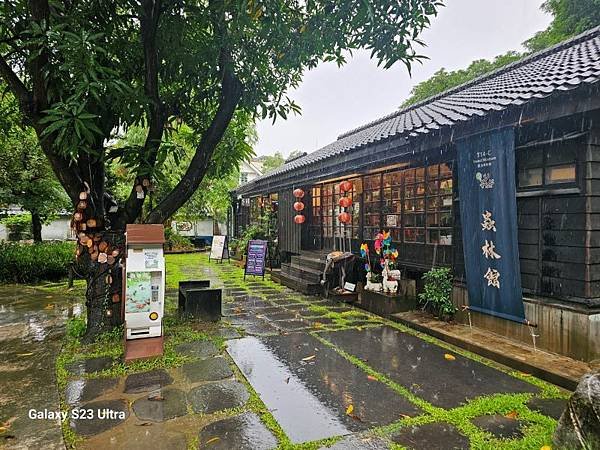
left=319, top=326, right=539, bottom=408
left=228, top=334, right=421, bottom=442
left=0, top=284, right=82, bottom=449
left=1, top=255, right=568, bottom=449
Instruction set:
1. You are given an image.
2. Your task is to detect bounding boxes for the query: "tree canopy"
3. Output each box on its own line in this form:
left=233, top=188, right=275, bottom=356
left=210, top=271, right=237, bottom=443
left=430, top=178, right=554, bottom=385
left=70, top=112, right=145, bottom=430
left=0, top=87, right=70, bottom=241
left=401, top=0, right=600, bottom=107
left=0, top=0, right=442, bottom=338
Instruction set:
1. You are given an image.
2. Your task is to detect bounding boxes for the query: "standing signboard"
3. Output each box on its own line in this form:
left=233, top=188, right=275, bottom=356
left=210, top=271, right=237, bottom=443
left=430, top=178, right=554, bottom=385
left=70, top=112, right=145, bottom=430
left=244, top=239, right=268, bottom=280
left=209, top=235, right=229, bottom=263
left=457, top=127, right=526, bottom=323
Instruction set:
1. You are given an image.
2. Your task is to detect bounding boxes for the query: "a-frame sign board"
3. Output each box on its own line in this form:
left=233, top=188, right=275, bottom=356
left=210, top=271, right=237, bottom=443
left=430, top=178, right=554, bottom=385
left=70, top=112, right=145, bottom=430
left=209, top=235, right=230, bottom=263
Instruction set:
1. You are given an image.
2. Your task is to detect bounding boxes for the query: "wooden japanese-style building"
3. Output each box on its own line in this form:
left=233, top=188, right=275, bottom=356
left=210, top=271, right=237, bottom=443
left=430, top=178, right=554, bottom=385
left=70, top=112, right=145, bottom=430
left=232, top=27, right=600, bottom=362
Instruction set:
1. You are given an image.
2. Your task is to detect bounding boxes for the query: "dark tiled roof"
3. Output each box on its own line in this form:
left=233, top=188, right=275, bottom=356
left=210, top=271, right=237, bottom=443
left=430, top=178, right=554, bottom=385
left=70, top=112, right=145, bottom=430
left=239, top=26, right=600, bottom=194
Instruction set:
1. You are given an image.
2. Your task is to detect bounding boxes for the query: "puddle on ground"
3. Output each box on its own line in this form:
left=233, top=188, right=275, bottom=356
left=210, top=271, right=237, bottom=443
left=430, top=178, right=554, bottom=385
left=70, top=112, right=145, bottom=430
left=227, top=334, right=420, bottom=443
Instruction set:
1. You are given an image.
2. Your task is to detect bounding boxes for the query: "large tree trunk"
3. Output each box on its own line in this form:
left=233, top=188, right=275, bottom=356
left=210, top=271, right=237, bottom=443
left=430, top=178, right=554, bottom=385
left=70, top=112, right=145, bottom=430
left=79, top=230, right=125, bottom=343
left=31, top=211, right=42, bottom=243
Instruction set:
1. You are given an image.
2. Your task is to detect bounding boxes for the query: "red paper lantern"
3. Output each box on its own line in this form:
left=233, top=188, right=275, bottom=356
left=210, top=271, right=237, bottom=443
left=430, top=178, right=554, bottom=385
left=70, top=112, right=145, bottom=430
left=338, top=196, right=352, bottom=208
left=339, top=180, right=353, bottom=193
left=293, top=201, right=305, bottom=211
left=338, top=212, right=351, bottom=224
left=294, top=214, right=306, bottom=224
left=293, top=188, right=305, bottom=199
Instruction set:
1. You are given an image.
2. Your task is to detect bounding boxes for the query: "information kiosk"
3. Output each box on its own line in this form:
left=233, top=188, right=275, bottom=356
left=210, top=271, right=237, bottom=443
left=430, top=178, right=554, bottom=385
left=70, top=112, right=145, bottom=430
left=123, top=224, right=165, bottom=362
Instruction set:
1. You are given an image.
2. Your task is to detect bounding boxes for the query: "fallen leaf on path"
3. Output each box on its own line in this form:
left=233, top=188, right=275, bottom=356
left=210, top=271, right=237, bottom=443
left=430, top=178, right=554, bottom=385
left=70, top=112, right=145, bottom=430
left=346, top=405, right=354, bottom=415
left=44, top=304, right=54, bottom=309
left=367, top=375, right=377, bottom=381
left=540, top=446, right=551, bottom=450
left=313, top=322, right=323, bottom=328
left=302, top=355, right=316, bottom=361
left=444, top=353, right=456, bottom=361
left=505, top=410, right=519, bottom=419
left=45, top=295, right=53, bottom=299
left=350, top=414, right=365, bottom=422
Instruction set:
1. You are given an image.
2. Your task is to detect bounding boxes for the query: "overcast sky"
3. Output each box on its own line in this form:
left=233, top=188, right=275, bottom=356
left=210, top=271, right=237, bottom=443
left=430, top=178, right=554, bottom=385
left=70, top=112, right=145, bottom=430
left=254, top=0, right=553, bottom=157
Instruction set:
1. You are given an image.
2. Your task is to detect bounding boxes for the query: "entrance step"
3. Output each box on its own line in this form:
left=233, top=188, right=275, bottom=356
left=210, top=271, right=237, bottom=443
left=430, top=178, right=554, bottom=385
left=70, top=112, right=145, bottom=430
left=279, top=271, right=323, bottom=295
left=291, top=253, right=327, bottom=272
left=281, top=262, right=322, bottom=284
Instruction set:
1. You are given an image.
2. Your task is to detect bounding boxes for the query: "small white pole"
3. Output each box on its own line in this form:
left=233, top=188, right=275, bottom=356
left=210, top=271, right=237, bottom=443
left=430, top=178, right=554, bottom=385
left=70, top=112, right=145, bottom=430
left=527, top=321, right=539, bottom=352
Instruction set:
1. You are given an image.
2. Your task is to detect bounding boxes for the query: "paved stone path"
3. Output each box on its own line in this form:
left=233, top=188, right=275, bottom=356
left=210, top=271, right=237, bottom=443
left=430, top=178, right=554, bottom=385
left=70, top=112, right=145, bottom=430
left=0, top=285, right=82, bottom=449
left=2, top=255, right=569, bottom=449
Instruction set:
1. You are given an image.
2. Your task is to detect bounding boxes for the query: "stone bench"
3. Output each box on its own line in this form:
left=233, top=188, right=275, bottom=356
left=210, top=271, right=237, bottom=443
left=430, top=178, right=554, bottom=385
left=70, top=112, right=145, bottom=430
left=179, top=281, right=221, bottom=321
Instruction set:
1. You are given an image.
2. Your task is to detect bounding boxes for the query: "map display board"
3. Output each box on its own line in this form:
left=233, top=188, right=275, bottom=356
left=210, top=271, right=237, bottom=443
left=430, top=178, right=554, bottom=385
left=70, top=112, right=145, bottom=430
left=126, top=271, right=152, bottom=313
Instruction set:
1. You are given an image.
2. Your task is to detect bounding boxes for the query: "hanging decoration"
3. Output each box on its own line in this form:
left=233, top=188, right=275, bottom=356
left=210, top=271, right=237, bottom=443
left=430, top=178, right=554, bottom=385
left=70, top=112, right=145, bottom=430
left=337, top=180, right=353, bottom=225
left=338, top=196, right=352, bottom=208
left=293, top=187, right=305, bottom=224
left=338, top=211, right=351, bottom=224
left=294, top=214, right=306, bottom=224
left=340, top=180, right=353, bottom=193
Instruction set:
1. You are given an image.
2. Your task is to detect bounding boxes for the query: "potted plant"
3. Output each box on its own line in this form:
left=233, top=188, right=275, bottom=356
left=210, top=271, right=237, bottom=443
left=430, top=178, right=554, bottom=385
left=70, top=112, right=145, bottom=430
left=418, top=267, right=456, bottom=320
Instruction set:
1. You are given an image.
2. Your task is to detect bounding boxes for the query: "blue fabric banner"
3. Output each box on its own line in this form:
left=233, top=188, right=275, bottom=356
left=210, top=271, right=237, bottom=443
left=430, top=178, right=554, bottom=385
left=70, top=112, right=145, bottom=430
left=457, top=127, right=526, bottom=323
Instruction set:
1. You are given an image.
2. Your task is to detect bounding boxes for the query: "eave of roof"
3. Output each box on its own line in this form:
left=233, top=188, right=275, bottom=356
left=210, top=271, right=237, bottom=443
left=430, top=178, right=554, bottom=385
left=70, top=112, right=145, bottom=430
left=237, top=26, right=600, bottom=196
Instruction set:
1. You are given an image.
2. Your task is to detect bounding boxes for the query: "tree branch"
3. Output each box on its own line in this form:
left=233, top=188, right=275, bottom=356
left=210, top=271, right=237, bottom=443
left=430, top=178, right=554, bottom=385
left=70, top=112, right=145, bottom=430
left=0, top=55, right=32, bottom=113
left=146, top=65, right=243, bottom=224
left=114, top=0, right=165, bottom=229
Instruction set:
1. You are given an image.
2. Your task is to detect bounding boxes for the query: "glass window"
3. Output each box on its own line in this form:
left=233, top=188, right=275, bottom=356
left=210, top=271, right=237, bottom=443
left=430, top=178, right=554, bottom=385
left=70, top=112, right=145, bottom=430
left=545, top=164, right=576, bottom=184
left=519, top=168, right=543, bottom=187
left=517, top=142, right=578, bottom=189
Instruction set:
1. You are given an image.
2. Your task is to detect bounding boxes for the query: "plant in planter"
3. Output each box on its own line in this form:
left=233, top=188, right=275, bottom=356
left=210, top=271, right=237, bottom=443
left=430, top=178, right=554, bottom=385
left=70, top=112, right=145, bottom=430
left=418, top=267, right=455, bottom=320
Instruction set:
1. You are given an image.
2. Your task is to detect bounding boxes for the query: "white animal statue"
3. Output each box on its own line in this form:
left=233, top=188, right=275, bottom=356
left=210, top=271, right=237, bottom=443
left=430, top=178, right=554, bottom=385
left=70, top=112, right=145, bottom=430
left=382, top=260, right=400, bottom=294
left=364, top=271, right=382, bottom=292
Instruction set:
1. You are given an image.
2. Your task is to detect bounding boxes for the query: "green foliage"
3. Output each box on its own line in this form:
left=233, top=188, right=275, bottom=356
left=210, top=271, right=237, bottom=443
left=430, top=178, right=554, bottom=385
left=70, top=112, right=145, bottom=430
left=66, top=317, right=87, bottom=340
left=402, top=0, right=600, bottom=107
left=260, top=152, right=286, bottom=173
left=164, top=227, right=194, bottom=251
left=2, top=213, right=32, bottom=240
left=418, top=267, right=455, bottom=319
left=524, top=0, right=600, bottom=52
left=0, top=241, right=75, bottom=283
left=0, top=88, right=70, bottom=224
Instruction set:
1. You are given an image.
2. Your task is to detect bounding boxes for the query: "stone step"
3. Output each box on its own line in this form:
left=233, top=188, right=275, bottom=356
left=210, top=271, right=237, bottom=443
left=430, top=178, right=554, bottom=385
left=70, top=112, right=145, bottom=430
left=291, top=254, right=326, bottom=271
left=269, top=269, right=282, bottom=284
left=281, top=263, right=322, bottom=284
left=279, top=271, right=323, bottom=296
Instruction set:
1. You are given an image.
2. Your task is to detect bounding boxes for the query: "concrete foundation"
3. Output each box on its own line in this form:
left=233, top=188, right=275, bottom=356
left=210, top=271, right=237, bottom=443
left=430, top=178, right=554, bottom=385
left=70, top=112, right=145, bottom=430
left=452, top=284, right=600, bottom=363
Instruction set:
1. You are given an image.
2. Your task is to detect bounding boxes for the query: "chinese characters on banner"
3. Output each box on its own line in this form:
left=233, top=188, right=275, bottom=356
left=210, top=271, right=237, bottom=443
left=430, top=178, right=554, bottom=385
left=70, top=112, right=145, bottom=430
left=457, top=127, right=526, bottom=323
